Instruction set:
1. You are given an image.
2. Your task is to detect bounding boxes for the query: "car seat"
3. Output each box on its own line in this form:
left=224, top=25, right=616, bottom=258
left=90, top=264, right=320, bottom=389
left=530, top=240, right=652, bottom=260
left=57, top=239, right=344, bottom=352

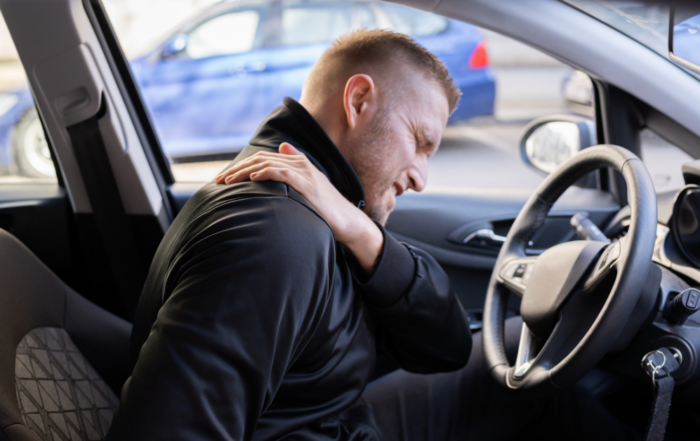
left=0, top=228, right=131, bottom=440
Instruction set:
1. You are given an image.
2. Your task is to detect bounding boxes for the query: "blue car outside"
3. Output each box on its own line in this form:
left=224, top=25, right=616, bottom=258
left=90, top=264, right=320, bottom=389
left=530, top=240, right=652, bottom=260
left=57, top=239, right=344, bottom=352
left=672, top=14, right=700, bottom=69
left=0, top=0, right=495, bottom=177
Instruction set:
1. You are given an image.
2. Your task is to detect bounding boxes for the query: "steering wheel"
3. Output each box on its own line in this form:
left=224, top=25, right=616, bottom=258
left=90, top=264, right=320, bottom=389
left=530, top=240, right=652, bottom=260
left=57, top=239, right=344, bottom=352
left=483, top=145, right=657, bottom=392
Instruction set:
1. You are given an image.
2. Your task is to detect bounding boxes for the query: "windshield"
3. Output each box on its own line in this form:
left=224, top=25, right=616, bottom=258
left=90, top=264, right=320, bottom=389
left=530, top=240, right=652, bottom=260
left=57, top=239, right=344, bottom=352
left=562, top=1, right=669, bottom=57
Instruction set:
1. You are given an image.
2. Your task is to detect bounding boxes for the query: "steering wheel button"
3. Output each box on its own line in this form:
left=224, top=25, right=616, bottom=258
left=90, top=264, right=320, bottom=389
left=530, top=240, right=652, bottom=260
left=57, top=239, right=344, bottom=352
left=513, top=264, right=526, bottom=278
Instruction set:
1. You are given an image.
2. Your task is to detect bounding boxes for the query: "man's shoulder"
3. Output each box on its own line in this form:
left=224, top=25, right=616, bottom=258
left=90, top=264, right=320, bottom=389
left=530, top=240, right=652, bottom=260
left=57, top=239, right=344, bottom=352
left=179, top=180, right=333, bottom=254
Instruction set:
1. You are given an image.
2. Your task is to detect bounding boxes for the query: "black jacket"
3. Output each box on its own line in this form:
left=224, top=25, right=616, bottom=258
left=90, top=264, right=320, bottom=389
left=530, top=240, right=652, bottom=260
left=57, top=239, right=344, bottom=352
left=107, top=98, right=471, bottom=441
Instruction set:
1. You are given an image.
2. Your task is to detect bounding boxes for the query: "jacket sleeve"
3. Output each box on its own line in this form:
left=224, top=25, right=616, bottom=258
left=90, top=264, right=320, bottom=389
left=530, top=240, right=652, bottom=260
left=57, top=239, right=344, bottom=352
left=354, top=223, right=472, bottom=374
left=107, top=197, right=334, bottom=441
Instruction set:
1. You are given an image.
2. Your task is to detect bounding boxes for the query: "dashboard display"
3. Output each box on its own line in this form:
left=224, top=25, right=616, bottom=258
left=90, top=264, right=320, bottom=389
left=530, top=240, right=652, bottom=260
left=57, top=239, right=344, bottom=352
left=673, top=186, right=700, bottom=267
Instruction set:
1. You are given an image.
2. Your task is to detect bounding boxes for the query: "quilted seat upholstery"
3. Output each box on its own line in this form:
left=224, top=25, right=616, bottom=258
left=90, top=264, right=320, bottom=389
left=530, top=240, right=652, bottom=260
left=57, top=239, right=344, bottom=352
left=15, top=328, right=119, bottom=440
left=0, top=229, right=131, bottom=440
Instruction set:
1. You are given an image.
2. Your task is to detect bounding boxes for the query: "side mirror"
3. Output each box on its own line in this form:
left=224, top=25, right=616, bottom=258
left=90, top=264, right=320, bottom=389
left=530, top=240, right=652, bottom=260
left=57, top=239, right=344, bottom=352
left=162, top=34, right=188, bottom=60
left=520, top=115, right=596, bottom=175
left=669, top=7, right=700, bottom=75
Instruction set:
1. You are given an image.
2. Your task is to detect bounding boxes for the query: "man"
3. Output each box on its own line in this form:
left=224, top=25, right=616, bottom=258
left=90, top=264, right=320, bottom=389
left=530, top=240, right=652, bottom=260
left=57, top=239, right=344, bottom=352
left=107, top=30, right=470, bottom=440
left=108, top=30, right=639, bottom=441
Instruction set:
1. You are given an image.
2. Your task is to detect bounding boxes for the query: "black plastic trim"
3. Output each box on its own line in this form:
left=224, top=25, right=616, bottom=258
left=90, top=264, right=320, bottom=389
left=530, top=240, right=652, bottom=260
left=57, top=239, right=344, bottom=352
left=83, top=0, right=175, bottom=221
left=67, top=97, right=145, bottom=319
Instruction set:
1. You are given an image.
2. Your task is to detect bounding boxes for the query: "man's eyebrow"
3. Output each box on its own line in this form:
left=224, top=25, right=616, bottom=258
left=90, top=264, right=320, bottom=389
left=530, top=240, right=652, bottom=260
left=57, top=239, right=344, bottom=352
left=413, top=127, right=430, bottom=149
left=413, top=130, right=423, bottom=149
left=414, top=128, right=438, bottom=155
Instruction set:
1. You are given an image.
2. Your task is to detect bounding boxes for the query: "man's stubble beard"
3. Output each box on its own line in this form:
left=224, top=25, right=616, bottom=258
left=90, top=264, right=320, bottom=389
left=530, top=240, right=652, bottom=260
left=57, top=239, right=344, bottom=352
left=346, top=109, right=398, bottom=225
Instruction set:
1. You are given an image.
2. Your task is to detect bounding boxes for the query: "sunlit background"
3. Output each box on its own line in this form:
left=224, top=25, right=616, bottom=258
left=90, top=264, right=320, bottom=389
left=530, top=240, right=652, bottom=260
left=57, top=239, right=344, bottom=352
left=0, top=0, right=692, bottom=192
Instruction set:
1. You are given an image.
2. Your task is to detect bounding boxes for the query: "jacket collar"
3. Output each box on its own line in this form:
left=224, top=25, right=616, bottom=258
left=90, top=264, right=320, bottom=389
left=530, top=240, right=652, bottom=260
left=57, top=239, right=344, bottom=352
left=248, top=97, right=366, bottom=208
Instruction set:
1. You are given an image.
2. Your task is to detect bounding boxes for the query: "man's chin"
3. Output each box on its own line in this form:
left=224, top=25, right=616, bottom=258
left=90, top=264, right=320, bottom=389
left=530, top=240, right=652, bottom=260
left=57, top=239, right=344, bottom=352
left=363, top=190, right=395, bottom=225
left=377, top=211, right=390, bottom=226
left=364, top=204, right=392, bottom=226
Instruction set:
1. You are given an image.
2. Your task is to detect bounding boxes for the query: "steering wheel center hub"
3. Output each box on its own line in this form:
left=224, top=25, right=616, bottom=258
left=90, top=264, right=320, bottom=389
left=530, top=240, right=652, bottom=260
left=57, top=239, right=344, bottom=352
left=519, top=240, right=607, bottom=339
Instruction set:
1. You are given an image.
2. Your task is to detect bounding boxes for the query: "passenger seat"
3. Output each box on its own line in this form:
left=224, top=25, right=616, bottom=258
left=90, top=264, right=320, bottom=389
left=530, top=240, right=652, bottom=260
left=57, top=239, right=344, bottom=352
left=0, top=229, right=131, bottom=440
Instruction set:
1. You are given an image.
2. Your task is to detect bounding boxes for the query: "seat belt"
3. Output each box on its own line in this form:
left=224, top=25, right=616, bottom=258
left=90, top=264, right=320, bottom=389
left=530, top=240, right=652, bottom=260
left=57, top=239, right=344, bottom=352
left=66, top=96, right=145, bottom=319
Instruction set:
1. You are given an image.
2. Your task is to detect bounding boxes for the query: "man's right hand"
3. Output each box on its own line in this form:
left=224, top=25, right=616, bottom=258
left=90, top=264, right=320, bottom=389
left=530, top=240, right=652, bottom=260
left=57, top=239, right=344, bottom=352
left=215, top=143, right=384, bottom=276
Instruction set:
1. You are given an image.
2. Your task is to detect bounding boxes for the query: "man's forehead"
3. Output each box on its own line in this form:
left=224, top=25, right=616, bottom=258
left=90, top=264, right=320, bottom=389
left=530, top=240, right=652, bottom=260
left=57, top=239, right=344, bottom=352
left=398, top=74, right=450, bottom=118
left=406, top=91, right=449, bottom=135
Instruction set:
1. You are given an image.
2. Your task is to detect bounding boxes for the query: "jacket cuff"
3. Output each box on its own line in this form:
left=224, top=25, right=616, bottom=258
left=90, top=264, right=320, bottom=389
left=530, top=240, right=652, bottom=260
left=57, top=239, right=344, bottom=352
left=354, top=223, right=416, bottom=308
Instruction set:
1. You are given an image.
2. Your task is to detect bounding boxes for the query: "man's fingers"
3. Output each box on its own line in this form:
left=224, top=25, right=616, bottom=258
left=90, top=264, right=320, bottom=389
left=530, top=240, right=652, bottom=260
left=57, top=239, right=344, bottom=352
left=249, top=167, right=308, bottom=191
left=223, top=160, right=309, bottom=185
left=216, top=152, right=308, bottom=184
left=223, top=162, right=275, bottom=184
left=279, top=142, right=302, bottom=156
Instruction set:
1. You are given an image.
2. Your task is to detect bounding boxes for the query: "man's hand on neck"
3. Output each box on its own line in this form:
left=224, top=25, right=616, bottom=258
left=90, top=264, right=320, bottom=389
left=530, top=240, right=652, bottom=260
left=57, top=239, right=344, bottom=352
left=215, top=143, right=384, bottom=276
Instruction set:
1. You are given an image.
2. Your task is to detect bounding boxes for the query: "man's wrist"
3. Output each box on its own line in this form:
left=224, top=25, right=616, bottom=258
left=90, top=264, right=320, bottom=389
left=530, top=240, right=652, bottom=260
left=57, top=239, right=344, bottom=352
left=353, top=223, right=417, bottom=308
left=342, top=212, right=384, bottom=276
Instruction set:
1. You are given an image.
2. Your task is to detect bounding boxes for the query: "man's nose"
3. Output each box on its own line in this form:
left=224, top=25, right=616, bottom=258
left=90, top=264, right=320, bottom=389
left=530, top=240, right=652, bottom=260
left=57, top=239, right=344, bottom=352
left=407, top=158, right=428, bottom=192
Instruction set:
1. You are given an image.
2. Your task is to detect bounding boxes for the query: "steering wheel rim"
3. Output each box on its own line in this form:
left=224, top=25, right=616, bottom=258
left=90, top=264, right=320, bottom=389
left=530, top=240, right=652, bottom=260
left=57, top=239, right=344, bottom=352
left=483, top=145, right=657, bottom=392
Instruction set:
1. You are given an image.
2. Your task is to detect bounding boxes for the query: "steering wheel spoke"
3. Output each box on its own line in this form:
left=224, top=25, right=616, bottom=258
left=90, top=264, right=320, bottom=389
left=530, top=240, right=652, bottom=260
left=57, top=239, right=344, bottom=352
left=513, top=322, right=538, bottom=378
left=582, top=235, right=627, bottom=291
left=497, top=256, right=538, bottom=297
left=512, top=280, right=609, bottom=383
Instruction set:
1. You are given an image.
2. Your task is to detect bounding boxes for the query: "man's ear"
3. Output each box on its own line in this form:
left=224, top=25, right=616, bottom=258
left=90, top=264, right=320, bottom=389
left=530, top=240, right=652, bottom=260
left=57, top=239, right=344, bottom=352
left=343, top=74, right=375, bottom=130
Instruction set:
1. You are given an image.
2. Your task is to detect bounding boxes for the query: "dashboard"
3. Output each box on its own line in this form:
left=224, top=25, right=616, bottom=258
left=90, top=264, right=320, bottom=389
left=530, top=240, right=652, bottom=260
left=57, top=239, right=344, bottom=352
left=654, top=162, right=700, bottom=287
left=610, top=160, right=700, bottom=391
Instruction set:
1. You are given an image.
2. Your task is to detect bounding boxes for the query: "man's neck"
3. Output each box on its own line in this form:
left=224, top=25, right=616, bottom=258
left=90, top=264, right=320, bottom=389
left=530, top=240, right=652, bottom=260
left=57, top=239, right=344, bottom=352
left=298, top=98, right=347, bottom=158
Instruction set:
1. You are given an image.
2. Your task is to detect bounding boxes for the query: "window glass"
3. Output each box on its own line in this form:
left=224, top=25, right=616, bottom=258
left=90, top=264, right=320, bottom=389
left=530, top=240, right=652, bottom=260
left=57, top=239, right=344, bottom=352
left=380, top=3, right=448, bottom=37
left=640, top=129, right=693, bottom=193
left=563, top=1, right=669, bottom=57
left=101, top=1, right=589, bottom=189
left=355, top=4, right=376, bottom=29
left=424, top=29, right=574, bottom=191
left=281, top=2, right=353, bottom=46
left=0, top=13, right=57, bottom=183
left=187, top=10, right=261, bottom=59
left=562, top=1, right=700, bottom=81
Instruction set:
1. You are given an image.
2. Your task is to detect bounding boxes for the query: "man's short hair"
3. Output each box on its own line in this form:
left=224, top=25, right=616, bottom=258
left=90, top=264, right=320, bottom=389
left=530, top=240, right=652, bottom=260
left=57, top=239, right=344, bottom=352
left=308, top=29, right=461, bottom=114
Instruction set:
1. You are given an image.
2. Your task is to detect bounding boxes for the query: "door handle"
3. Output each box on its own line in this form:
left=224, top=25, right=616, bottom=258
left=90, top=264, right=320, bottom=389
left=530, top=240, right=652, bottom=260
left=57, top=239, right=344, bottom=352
left=248, top=61, right=266, bottom=72
left=228, top=62, right=266, bottom=77
left=463, top=229, right=506, bottom=249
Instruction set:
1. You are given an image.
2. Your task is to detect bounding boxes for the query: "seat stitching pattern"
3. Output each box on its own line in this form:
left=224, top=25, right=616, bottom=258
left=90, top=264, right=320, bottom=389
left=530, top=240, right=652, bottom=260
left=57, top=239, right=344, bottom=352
left=14, top=327, right=119, bottom=440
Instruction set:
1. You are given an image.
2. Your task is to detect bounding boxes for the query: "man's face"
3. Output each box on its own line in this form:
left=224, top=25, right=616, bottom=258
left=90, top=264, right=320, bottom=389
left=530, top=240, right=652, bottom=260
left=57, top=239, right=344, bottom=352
left=344, top=78, right=450, bottom=224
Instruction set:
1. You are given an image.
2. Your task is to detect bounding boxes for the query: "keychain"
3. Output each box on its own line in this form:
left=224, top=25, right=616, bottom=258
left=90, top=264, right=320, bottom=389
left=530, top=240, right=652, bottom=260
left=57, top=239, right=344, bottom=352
left=640, top=347, right=680, bottom=441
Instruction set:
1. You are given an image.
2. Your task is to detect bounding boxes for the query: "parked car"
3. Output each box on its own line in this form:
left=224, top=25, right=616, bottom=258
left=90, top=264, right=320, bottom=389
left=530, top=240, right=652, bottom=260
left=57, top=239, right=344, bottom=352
left=0, top=0, right=495, bottom=178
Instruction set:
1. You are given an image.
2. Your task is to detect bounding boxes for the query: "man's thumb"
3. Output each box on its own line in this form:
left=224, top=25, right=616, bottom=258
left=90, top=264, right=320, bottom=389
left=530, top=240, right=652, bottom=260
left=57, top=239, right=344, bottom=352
left=279, top=142, right=302, bottom=156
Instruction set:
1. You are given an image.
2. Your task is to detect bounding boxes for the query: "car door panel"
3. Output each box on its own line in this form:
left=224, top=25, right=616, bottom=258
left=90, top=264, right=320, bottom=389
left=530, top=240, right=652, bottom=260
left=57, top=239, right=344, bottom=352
left=0, top=184, right=73, bottom=283
left=386, top=188, right=621, bottom=325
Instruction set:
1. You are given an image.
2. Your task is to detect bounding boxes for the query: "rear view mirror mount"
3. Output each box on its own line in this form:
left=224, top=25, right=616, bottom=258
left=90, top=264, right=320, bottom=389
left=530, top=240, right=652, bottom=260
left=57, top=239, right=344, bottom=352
left=519, top=115, right=596, bottom=175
